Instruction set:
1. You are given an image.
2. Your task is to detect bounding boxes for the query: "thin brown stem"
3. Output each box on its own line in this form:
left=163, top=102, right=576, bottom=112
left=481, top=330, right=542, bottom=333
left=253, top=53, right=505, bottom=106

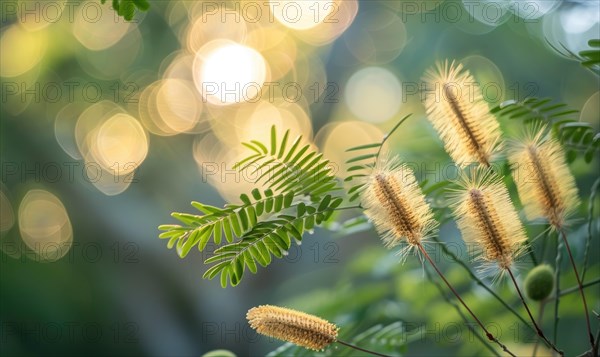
left=336, top=339, right=392, bottom=357
left=532, top=301, right=546, bottom=357
left=507, top=268, right=563, bottom=355
left=559, top=229, right=595, bottom=350
left=417, top=244, right=516, bottom=357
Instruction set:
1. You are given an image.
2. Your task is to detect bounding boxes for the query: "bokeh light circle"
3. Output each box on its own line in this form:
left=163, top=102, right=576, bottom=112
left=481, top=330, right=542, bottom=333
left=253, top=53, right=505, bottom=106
left=0, top=25, right=46, bottom=77
left=269, top=0, right=335, bottom=30
left=186, top=6, right=248, bottom=53
left=345, top=67, right=402, bottom=123
left=18, top=190, right=73, bottom=262
left=72, top=1, right=132, bottom=51
left=193, top=40, right=268, bottom=106
left=94, top=113, right=149, bottom=175
left=316, top=121, right=384, bottom=177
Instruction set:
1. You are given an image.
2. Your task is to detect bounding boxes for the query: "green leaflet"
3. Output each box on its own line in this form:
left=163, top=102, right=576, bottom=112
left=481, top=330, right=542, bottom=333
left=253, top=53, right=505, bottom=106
left=159, top=127, right=345, bottom=287
left=202, top=195, right=343, bottom=287
left=159, top=189, right=295, bottom=258
left=235, top=126, right=341, bottom=200
left=344, top=114, right=412, bottom=202
left=492, top=97, right=599, bottom=163
left=547, top=39, right=600, bottom=76
left=100, top=0, right=149, bottom=21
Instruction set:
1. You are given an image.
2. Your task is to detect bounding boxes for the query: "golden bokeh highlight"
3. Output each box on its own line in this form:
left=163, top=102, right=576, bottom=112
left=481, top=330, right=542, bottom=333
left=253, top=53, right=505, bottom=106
left=74, top=101, right=146, bottom=195
left=234, top=99, right=313, bottom=144
left=75, top=100, right=122, bottom=159
left=94, top=113, right=149, bottom=175
left=0, top=25, right=47, bottom=77
left=72, top=1, right=131, bottom=50
left=85, top=163, right=134, bottom=196
left=316, top=121, right=384, bottom=177
left=345, top=67, right=403, bottom=123
left=186, top=5, right=248, bottom=53
left=156, top=79, right=205, bottom=133
left=269, top=0, right=335, bottom=30
left=18, top=190, right=73, bottom=262
left=245, top=27, right=297, bottom=81
left=161, top=52, right=194, bottom=80
left=193, top=40, right=268, bottom=106
left=283, top=0, right=359, bottom=46
left=138, top=79, right=209, bottom=136
left=193, top=134, right=275, bottom=203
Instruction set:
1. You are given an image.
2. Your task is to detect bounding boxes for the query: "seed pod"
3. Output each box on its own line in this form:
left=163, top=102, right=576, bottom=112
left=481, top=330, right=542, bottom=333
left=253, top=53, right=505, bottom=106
left=247, top=305, right=338, bottom=351
left=524, top=264, right=555, bottom=301
left=508, top=127, right=580, bottom=229
left=423, top=60, right=502, bottom=167
left=451, top=169, right=527, bottom=271
left=360, top=156, right=438, bottom=249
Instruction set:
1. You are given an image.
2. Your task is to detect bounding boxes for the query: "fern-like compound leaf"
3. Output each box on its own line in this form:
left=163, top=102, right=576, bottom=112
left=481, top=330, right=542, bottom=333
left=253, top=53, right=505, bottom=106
left=158, top=189, right=295, bottom=258
left=492, top=97, right=599, bottom=163
left=203, top=195, right=343, bottom=287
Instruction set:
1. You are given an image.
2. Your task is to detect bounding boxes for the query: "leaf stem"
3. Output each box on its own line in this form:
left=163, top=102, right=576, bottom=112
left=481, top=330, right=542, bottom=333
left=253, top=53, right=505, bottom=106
left=507, top=268, right=563, bottom=355
left=559, top=229, right=595, bottom=350
left=553, top=231, right=562, bottom=346
left=418, top=244, right=516, bottom=357
left=532, top=301, right=546, bottom=357
left=582, top=177, right=600, bottom=282
left=375, top=114, right=412, bottom=161
left=424, top=265, right=500, bottom=357
left=431, top=236, right=534, bottom=332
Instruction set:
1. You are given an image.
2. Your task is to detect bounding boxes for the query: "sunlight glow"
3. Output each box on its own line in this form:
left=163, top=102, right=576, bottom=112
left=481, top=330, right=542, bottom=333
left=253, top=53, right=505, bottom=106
left=194, top=41, right=267, bottom=106
left=269, top=0, right=335, bottom=30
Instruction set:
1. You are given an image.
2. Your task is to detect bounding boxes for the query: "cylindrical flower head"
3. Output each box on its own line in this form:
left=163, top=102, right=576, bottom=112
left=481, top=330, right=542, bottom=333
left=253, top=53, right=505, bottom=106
left=508, top=128, right=580, bottom=229
left=247, top=305, right=338, bottom=351
left=451, top=169, right=527, bottom=270
left=361, top=156, right=438, bottom=249
left=423, top=60, right=502, bottom=167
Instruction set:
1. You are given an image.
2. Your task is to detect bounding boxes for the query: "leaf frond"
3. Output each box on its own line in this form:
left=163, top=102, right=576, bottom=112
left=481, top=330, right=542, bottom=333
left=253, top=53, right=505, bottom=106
left=492, top=97, right=599, bottom=163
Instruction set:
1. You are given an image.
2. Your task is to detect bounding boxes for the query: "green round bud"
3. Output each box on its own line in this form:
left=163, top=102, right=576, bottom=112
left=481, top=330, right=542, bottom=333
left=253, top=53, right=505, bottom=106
left=202, top=350, right=236, bottom=357
left=524, top=264, right=555, bottom=301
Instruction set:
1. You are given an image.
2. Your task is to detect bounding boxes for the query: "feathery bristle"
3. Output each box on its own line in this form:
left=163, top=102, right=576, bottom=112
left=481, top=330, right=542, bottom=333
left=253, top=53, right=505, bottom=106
left=247, top=305, right=338, bottom=351
left=508, top=128, right=580, bottom=229
left=422, top=60, right=502, bottom=167
left=361, top=156, right=438, bottom=250
left=451, top=169, right=527, bottom=270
